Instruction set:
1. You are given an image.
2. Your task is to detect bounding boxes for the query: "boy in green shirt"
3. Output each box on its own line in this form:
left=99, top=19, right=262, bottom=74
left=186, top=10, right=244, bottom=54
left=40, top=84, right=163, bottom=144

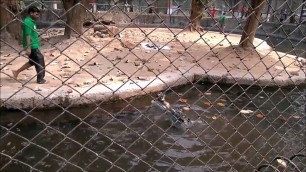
left=218, top=12, right=226, bottom=33
left=12, top=6, right=46, bottom=84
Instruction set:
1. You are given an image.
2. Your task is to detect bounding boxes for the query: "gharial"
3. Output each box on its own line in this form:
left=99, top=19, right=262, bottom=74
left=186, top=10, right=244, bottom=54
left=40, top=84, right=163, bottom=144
left=151, top=92, right=191, bottom=128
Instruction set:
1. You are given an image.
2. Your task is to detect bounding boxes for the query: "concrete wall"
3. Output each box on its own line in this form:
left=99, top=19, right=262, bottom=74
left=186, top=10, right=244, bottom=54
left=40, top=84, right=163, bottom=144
left=36, top=10, right=306, bottom=42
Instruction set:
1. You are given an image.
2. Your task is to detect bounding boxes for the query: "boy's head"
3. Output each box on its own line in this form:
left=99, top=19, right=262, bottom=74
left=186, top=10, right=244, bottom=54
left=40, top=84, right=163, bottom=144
left=28, top=6, right=40, bottom=20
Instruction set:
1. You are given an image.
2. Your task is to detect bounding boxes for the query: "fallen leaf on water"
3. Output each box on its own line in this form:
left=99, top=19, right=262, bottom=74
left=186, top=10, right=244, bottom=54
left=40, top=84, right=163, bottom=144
left=217, top=102, right=225, bottom=107
left=204, top=102, right=212, bottom=106
left=279, top=115, right=288, bottom=121
left=240, top=109, right=254, bottom=114
left=292, top=115, right=301, bottom=119
left=276, top=159, right=287, bottom=168
left=256, top=114, right=265, bottom=118
left=182, top=107, right=190, bottom=111
left=179, top=98, right=188, bottom=103
left=204, top=92, right=212, bottom=96
left=212, top=116, right=217, bottom=120
left=220, top=98, right=227, bottom=102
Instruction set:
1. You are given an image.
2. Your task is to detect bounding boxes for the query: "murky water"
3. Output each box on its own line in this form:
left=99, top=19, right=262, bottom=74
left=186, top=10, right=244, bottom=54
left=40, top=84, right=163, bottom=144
left=1, top=83, right=305, bottom=171
left=256, top=35, right=306, bottom=58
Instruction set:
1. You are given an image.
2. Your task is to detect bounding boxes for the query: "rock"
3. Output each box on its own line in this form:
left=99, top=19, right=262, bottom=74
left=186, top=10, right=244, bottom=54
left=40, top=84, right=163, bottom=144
left=88, top=62, right=98, bottom=66
left=61, top=65, right=71, bottom=69
left=107, top=26, right=120, bottom=36
left=50, top=61, right=58, bottom=66
left=35, top=87, right=42, bottom=91
left=134, top=62, right=142, bottom=66
left=177, top=50, right=184, bottom=54
left=136, top=76, right=148, bottom=81
left=2, top=66, right=9, bottom=71
left=67, top=89, right=73, bottom=94
left=289, top=70, right=299, bottom=76
left=100, top=20, right=116, bottom=25
left=94, top=31, right=109, bottom=38
left=94, top=25, right=119, bottom=37
left=295, top=58, right=306, bottom=67
left=83, top=20, right=94, bottom=27
left=121, top=40, right=135, bottom=49
left=83, top=81, right=92, bottom=85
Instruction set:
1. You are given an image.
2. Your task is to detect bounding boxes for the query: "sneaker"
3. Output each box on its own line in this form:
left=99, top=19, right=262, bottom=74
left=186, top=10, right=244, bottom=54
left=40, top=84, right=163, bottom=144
left=37, top=79, right=46, bottom=84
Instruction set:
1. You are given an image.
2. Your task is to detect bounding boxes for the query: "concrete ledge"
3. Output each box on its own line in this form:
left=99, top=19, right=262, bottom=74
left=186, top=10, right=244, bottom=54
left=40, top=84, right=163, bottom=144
left=1, top=68, right=305, bottom=110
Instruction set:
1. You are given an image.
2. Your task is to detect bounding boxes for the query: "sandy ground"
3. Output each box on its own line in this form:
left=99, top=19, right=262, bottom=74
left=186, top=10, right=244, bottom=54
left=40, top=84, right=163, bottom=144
left=0, top=28, right=305, bottom=97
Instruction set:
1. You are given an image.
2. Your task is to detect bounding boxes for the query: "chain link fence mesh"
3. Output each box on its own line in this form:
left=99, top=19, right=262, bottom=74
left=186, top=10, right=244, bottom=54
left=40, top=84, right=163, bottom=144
left=1, top=0, right=306, bottom=171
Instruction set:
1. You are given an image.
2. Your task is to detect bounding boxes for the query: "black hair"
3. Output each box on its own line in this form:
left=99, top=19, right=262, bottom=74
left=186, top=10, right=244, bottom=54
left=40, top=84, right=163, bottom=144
left=28, top=6, right=40, bottom=14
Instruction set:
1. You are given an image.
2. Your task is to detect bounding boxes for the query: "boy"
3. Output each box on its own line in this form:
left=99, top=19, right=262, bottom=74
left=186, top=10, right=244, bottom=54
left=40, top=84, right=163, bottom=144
left=218, top=12, right=226, bottom=33
left=12, top=5, right=46, bottom=84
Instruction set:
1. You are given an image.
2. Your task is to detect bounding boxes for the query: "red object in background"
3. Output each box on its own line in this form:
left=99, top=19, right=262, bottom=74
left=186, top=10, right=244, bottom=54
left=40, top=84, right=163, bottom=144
left=210, top=7, right=216, bottom=17
left=241, top=6, right=247, bottom=13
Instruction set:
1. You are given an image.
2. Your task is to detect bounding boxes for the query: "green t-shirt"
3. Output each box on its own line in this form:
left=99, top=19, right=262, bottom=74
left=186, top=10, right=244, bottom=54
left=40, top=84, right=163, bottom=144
left=22, top=16, right=40, bottom=49
left=219, top=15, right=226, bottom=24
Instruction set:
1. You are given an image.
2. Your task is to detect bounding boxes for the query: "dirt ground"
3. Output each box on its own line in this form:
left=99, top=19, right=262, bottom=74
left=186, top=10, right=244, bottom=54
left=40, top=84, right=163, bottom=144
left=0, top=28, right=304, bottom=94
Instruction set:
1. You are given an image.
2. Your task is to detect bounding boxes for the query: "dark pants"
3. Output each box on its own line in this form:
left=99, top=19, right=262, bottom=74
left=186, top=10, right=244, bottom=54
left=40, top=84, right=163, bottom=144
left=28, top=49, right=45, bottom=82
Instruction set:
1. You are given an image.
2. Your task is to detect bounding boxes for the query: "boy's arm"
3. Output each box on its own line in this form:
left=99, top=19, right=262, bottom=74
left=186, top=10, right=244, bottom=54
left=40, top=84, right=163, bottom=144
left=26, top=36, right=31, bottom=55
left=23, top=20, right=33, bottom=55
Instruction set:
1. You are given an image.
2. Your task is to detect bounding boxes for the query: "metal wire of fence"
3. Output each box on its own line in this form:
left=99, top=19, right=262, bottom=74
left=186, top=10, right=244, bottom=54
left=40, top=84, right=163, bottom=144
left=1, top=0, right=306, bottom=171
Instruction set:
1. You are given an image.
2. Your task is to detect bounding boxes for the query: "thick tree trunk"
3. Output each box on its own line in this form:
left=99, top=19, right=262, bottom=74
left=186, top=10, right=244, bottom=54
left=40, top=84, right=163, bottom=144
left=62, top=0, right=88, bottom=38
left=239, top=0, right=266, bottom=48
left=0, top=0, right=21, bottom=42
left=289, top=0, right=299, bottom=23
left=188, top=0, right=207, bottom=32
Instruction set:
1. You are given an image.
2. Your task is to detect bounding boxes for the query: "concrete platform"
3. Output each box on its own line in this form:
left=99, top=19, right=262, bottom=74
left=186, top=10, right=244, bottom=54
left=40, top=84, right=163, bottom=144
left=1, top=29, right=305, bottom=109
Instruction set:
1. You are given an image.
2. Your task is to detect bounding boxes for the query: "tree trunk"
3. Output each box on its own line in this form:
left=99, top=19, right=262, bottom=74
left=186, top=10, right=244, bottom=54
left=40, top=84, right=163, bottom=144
left=289, top=0, right=299, bottom=23
left=62, top=0, right=88, bottom=38
left=239, top=0, right=266, bottom=48
left=0, top=0, right=21, bottom=42
left=188, top=0, right=207, bottom=32
left=271, top=0, right=278, bottom=22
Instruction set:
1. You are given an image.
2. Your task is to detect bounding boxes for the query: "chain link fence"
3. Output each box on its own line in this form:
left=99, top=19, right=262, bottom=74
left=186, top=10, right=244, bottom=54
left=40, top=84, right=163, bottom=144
left=1, top=0, right=306, bottom=171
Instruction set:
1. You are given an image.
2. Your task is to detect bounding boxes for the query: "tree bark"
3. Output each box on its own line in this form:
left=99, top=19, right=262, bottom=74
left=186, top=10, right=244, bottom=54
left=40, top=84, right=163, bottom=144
left=239, top=0, right=266, bottom=48
left=62, top=0, right=88, bottom=38
left=289, top=0, right=299, bottom=23
left=0, top=0, right=21, bottom=42
left=188, top=0, right=207, bottom=32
